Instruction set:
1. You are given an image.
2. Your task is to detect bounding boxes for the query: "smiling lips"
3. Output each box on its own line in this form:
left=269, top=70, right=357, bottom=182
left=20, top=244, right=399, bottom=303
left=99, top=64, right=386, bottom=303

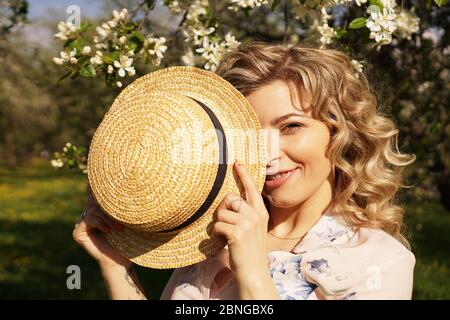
left=264, top=168, right=298, bottom=188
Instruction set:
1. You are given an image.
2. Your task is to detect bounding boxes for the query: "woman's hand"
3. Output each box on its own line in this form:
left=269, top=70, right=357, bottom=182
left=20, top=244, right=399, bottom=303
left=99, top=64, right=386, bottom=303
left=72, top=184, right=131, bottom=270
left=213, top=160, right=270, bottom=280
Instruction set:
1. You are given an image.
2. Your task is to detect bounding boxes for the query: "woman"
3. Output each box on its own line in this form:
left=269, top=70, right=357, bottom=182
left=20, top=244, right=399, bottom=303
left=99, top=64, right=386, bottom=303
left=73, top=41, right=416, bottom=300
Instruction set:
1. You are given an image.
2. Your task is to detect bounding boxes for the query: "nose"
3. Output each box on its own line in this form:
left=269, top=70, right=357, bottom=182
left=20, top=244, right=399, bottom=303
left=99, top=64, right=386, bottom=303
left=263, top=128, right=281, bottom=174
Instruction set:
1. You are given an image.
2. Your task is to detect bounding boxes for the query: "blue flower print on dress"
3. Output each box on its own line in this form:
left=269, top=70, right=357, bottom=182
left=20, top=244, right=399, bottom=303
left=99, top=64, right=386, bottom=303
left=342, top=291, right=357, bottom=300
left=308, top=258, right=330, bottom=274
left=269, top=254, right=317, bottom=300
left=311, top=215, right=350, bottom=242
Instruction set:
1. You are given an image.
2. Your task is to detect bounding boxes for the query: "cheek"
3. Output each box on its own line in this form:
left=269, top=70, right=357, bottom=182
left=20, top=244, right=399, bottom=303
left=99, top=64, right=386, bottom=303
left=288, top=128, right=331, bottom=173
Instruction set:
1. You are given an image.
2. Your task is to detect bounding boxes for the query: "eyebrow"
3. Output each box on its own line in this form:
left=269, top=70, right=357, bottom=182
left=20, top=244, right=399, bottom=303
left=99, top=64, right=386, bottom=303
left=270, top=112, right=308, bottom=126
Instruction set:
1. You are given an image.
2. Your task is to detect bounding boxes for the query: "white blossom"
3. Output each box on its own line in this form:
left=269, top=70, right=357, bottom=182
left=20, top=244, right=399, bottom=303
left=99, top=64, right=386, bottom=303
left=399, top=100, right=415, bottom=119
left=355, top=0, right=368, bottom=6
left=417, top=81, right=432, bottom=94
left=53, top=57, right=64, bottom=65
left=144, top=36, right=168, bottom=66
left=112, top=8, right=128, bottom=21
left=191, top=26, right=215, bottom=46
left=54, top=21, right=77, bottom=40
left=186, top=0, right=208, bottom=22
left=95, top=26, right=110, bottom=39
left=224, top=32, right=240, bottom=49
left=351, top=59, right=364, bottom=77
left=116, top=81, right=123, bottom=88
left=443, top=45, right=450, bottom=56
left=366, top=5, right=397, bottom=48
left=320, top=6, right=332, bottom=23
left=422, top=28, right=443, bottom=46
left=53, top=49, right=77, bottom=65
left=381, top=0, right=397, bottom=11
left=119, top=36, right=127, bottom=44
left=181, top=48, right=196, bottom=66
left=396, top=8, right=420, bottom=40
left=90, top=51, right=103, bottom=65
left=292, top=0, right=323, bottom=22
left=82, top=46, right=91, bottom=55
left=107, top=65, right=114, bottom=74
left=195, top=37, right=222, bottom=70
left=113, top=55, right=135, bottom=77
left=119, top=8, right=128, bottom=20
left=317, top=23, right=336, bottom=47
left=166, top=0, right=191, bottom=14
left=228, top=0, right=269, bottom=12
left=51, top=159, right=64, bottom=168
left=195, top=36, right=237, bottom=71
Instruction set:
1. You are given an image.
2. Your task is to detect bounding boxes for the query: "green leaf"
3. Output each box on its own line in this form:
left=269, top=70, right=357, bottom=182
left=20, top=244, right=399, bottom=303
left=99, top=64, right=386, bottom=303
left=102, top=54, right=114, bottom=64
left=369, top=0, right=384, bottom=10
left=335, top=27, right=348, bottom=40
left=77, top=56, right=90, bottom=65
left=79, top=21, right=91, bottom=32
left=132, top=30, right=145, bottom=42
left=105, top=72, right=116, bottom=87
left=210, top=34, right=221, bottom=43
left=242, top=7, right=251, bottom=18
left=128, top=42, right=137, bottom=52
left=434, top=0, right=448, bottom=7
left=129, top=35, right=144, bottom=52
left=66, top=37, right=89, bottom=52
left=271, top=0, right=282, bottom=11
left=103, top=52, right=120, bottom=64
left=349, top=17, right=367, bottom=29
left=79, top=64, right=96, bottom=77
left=77, top=147, right=87, bottom=154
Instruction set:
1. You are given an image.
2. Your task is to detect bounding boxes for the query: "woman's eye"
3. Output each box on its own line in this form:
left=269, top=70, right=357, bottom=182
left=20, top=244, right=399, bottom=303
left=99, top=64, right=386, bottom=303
left=282, top=123, right=303, bottom=132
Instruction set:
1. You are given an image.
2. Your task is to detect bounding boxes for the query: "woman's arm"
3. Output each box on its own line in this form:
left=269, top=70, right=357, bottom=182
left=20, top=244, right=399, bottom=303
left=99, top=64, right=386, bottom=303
left=100, top=263, right=148, bottom=300
left=237, top=269, right=281, bottom=300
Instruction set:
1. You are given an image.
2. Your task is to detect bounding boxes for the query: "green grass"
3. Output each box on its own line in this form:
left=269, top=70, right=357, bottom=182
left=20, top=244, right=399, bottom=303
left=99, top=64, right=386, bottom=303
left=0, top=159, right=172, bottom=299
left=0, top=159, right=449, bottom=299
left=404, top=201, right=450, bottom=299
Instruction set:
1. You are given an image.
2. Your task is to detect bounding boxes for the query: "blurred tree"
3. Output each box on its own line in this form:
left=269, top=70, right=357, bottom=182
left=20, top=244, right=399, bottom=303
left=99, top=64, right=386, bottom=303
left=0, top=0, right=28, bottom=36
left=0, top=39, right=57, bottom=168
left=361, top=1, right=450, bottom=210
left=207, top=0, right=450, bottom=209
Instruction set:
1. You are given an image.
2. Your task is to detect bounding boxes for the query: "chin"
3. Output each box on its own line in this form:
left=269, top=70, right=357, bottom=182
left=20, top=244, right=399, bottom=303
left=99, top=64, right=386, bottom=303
left=263, top=189, right=309, bottom=209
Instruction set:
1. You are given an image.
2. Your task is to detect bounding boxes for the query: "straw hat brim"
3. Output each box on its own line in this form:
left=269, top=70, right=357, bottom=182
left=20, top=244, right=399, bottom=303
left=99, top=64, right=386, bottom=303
left=88, top=66, right=266, bottom=269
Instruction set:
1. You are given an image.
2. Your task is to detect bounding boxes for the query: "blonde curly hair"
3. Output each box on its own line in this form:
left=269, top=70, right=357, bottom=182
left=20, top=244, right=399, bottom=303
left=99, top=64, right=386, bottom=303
left=215, top=41, right=415, bottom=248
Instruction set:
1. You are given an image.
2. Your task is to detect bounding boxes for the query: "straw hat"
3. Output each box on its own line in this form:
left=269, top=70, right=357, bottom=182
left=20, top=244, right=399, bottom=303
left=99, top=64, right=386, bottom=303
left=87, top=66, right=267, bottom=269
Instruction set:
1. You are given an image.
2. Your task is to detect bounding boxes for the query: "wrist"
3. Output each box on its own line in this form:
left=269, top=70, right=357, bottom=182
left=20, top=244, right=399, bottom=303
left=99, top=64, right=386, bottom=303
left=98, top=254, right=132, bottom=270
left=235, top=266, right=271, bottom=286
left=99, top=261, right=131, bottom=276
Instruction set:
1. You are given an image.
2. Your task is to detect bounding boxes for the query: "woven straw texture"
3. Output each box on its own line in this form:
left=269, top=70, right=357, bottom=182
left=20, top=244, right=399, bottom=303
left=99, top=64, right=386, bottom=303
left=87, top=66, right=266, bottom=269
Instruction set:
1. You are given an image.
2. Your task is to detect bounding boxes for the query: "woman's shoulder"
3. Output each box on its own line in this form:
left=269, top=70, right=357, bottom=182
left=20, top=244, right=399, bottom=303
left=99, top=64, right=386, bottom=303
left=354, top=226, right=415, bottom=266
left=301, top=226, right=415, bottom=299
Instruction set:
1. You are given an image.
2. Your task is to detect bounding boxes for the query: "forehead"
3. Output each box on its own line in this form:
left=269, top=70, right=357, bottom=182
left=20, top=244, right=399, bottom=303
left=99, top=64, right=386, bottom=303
left=244, top=79, right=312, bottom=126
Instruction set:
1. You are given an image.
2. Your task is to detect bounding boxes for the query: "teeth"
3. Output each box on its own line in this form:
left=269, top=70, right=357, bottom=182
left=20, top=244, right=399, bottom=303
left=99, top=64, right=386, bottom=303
left=266, top=171, right=290, bottom=181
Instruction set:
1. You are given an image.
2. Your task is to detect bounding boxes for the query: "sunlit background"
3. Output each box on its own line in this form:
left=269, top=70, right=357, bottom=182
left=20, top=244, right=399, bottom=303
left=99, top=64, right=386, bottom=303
left=0, top=0, right=449, bottom=299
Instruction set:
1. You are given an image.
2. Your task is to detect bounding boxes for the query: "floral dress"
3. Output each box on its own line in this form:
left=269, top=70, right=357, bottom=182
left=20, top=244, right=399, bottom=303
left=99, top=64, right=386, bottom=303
left=160, top=211, right=415, bottom=300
